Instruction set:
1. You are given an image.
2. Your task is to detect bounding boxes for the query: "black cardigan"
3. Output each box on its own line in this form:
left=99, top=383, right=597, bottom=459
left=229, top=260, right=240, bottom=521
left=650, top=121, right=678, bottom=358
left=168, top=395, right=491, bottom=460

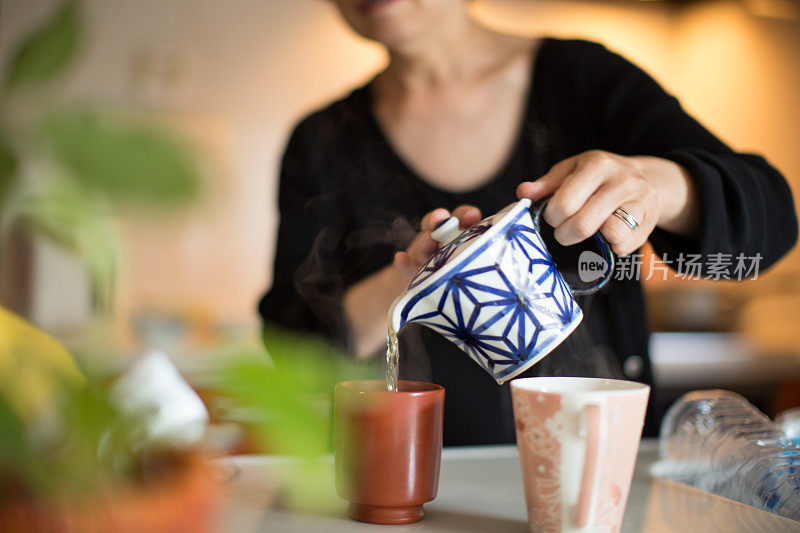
left=259, top=38, right=797, bottom=445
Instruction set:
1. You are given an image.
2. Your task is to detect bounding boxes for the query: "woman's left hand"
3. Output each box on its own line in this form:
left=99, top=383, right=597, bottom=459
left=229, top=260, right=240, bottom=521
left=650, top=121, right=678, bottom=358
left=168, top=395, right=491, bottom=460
left=516, top=150, right=697, bottom=256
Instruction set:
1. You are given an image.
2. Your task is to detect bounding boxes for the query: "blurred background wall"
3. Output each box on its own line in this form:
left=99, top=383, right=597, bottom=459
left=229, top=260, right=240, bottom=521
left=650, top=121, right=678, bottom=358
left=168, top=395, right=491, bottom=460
left=1, top=0, right=798, bottom=361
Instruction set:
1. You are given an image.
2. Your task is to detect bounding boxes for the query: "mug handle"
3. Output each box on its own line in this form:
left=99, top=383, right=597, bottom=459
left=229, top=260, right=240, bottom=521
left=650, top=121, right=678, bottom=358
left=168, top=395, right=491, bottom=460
left=531, top=198, right=614, bottom=296
left=575, top=403, right=605, bottom=528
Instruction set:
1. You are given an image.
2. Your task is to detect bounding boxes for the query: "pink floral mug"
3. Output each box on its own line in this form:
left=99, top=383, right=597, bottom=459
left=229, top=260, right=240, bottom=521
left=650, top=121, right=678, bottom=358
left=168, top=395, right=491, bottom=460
left=511, top=377, right=649, bottom=533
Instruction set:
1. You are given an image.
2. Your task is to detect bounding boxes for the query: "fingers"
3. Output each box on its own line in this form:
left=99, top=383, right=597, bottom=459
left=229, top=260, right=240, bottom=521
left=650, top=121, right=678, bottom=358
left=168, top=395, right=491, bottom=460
left=558, top=190, right=656, bottom=256
left=520, top=150, right=660, bottom=255
left=395, top=205, right=484, bottom=283
left=451, top=205, right=482, bottom=228
left=516, top=156, right=577, bottom=202
left=600, top=203, right=654, bottom=256
left=552, top=177, right=636, bottom=246
left=404, top=229, right=438, bottom=266
left=420, top=208, right=451, bottom=232
left=411, top=206, right=481, bottom=263
left=544, top=153, right=626, bottom=228
left=393, top=251, right=420, bottom=282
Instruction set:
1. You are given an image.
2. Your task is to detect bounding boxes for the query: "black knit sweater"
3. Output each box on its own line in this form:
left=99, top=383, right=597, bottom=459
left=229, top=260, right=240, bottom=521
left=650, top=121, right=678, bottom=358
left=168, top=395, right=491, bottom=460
left=259, top=38, right=797, bottom=445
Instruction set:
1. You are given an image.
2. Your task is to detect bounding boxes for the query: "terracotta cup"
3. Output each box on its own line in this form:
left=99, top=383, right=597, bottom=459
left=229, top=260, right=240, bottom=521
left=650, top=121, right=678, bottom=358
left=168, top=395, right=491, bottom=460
left=511, top=377, right=649, bottom=533
left=333, top=379, right=444, bottom=525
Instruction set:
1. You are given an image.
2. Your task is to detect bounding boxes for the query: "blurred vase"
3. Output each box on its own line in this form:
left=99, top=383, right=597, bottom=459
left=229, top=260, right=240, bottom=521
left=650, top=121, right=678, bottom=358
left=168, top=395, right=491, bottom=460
left=0, top=456, right=217, bottom=533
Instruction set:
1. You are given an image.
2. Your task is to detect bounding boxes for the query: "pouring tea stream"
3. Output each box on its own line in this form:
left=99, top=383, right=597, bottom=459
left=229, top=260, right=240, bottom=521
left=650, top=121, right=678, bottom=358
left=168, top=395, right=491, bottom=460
left=385, top=198, right=614, bottom=390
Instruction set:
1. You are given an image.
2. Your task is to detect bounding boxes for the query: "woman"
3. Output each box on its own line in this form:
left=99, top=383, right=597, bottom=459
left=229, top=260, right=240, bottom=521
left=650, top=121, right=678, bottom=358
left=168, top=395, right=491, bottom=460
left=260, top=0, right=797, bottom=444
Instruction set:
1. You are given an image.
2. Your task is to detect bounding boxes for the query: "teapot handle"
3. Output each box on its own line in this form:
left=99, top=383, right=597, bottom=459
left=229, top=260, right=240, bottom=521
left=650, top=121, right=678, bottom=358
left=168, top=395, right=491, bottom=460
left=531, top=198, right=615, bottom=296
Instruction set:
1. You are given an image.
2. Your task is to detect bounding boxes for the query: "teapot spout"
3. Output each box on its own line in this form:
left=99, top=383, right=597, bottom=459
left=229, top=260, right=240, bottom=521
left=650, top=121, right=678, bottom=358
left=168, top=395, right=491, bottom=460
left=389, top=286, right=441, bottom=336
left=388, top=294, right=407, bottom=336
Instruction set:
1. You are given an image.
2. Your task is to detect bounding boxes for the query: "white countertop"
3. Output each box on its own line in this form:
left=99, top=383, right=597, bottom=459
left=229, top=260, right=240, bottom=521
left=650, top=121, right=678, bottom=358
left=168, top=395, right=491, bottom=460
left=215, top=439, right=800, bottom=532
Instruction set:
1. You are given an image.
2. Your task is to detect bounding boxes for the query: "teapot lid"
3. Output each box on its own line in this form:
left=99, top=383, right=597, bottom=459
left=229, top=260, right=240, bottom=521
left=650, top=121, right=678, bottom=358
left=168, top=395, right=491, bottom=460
left=407, top=199, right=532, bottom=291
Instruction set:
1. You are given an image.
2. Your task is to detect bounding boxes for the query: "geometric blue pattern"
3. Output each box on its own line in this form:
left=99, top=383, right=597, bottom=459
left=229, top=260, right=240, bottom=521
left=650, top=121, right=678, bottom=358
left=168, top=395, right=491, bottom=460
left=408, top=222, right=491, bottom=289
left=397, top=201, right=583, bottom=383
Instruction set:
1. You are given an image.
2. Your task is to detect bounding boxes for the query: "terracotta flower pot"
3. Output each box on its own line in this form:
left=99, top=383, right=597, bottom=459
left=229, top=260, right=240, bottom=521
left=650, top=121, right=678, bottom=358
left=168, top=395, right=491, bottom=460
left=0, top=457, right=217, bottom=533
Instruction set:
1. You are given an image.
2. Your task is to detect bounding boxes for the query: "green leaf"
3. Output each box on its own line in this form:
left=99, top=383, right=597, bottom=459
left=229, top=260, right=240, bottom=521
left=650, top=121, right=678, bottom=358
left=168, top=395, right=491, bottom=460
left=18, top=180, right=118, bottom=306
left=0, top=140, right=17, bottom=203
left=204, top=329, right=380, bottom=512
left=3, top=1, right=81, bottom=91
left=42, top=110, right=200, bottom=206
left=219, top=358, right=331, bottom=457
left=55, top=383, right=120, bottom=492
left=211, top=327, right=378, bottom=458
left=0, top=394, right=48, bottom=493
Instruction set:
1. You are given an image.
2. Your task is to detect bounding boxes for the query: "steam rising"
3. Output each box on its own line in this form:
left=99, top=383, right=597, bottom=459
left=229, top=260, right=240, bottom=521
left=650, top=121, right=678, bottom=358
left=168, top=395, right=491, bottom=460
left=346, top=215, right=417, bottom=250
left=291, top=195, right=624, bottom=383
left=291, top=198, right=418, bottom=349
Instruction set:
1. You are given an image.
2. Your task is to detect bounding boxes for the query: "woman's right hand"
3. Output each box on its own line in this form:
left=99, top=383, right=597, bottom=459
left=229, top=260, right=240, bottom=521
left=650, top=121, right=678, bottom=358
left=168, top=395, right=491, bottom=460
left=393, top=205, right=483, bottom=283
left=346, top=204, right=482, bottom=357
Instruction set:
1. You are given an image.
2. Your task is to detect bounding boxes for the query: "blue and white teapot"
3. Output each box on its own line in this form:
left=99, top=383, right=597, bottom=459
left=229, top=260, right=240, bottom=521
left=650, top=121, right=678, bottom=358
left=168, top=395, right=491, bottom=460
left=389, top=199, right=614, bottom=384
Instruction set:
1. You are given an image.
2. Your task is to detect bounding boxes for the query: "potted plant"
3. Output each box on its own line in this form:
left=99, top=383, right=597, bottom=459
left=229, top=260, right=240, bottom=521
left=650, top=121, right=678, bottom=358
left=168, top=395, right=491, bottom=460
left=0, top=304, right=217, bottom=533
left=0, top=3, right=382, bottom=526
left=0, top=307, right=383, bottom=530
left=0, top=0, right=201, bottom=318
left=201, top=324, right=381, bottom=513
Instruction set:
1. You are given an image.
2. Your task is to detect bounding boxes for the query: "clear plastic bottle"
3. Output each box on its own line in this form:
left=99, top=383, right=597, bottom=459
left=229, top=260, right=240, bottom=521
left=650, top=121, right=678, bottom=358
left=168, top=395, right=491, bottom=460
left=658, top=390, right=800, bottom=521
left=776, top=407, right=800, bottom=445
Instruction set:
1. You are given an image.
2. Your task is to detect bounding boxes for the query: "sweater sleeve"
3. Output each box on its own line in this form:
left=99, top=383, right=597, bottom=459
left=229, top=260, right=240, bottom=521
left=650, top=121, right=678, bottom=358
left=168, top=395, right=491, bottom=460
left=573, top=40, right=798, bottom=272
left=258, top=118, right=350, bottom=346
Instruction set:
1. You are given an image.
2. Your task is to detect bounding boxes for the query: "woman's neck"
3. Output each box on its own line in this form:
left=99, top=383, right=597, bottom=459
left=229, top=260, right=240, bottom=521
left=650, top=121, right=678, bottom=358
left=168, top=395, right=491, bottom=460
left=378, top=16, right=504, bottom=95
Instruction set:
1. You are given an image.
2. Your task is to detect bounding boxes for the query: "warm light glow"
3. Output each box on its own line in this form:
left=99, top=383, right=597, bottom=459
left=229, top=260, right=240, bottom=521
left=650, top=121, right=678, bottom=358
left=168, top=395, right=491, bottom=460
left=744, top=0, right=800, bottom=20
left=4, top=0, right=799, bottom=340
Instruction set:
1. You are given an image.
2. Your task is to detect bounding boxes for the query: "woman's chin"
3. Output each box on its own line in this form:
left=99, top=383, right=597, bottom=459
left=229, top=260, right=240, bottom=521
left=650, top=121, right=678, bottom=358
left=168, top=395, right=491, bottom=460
left=358, top=0, right=403, bottom=16
left=360, top=25, right=420, bottom=48
left=337, top=0, right=431, bottom=47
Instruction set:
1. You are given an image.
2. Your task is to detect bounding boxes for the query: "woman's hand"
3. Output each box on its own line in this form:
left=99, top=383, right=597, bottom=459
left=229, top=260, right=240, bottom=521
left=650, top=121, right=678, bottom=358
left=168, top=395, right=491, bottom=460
left=344, top=204, right=483, bottom=357
left=516, top=150, right=699, bottom=255
left=393, top=205, right=483, bottom=283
